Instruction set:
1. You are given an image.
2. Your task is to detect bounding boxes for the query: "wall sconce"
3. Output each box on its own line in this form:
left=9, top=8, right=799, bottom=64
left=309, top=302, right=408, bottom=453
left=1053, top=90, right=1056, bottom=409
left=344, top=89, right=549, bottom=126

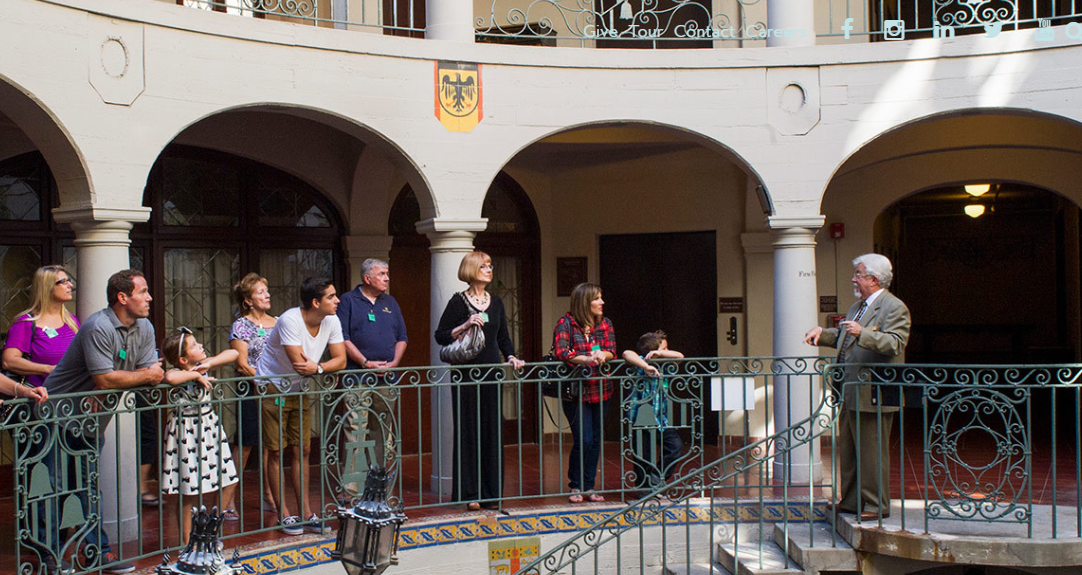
left=965, top=184, right=990, bottom=197
left=964, top=204, right=985, bottom=218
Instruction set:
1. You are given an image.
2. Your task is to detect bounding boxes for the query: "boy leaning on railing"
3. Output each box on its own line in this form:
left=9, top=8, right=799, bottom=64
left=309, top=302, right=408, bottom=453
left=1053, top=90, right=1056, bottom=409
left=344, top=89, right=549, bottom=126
left=622, top=330, right=684, bottom=492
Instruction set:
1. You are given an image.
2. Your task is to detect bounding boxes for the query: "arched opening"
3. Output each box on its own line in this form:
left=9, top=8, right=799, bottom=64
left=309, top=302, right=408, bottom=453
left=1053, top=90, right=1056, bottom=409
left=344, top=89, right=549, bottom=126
left=821, top=109, right=1082, bottom=366
left=491, top=121, right=769, bottom=445
left=138, top=145, right=345, bottom=351
left=820, top=109, right=1082, bottom=473
left=876, top=183, right=1079, bottom=364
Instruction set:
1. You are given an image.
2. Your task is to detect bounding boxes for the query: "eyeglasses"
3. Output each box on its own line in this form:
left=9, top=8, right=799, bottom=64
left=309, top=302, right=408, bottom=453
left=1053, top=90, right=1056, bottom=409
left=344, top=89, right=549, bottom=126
left=55, top=278, right=75, bottom=286
left=853, top=272, right=871, bottom=279
left=480, top=264, right=494, bottom=271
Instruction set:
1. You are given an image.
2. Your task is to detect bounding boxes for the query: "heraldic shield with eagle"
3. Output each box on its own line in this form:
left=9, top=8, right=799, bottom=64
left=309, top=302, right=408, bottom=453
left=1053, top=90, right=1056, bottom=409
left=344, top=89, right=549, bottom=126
left=435, top=61, right=483, bottom=132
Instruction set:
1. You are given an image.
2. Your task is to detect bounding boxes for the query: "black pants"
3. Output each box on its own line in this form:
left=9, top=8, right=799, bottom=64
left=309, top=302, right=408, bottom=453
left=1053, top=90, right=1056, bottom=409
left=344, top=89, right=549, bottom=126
left=451, top=378, right=502, bottom=503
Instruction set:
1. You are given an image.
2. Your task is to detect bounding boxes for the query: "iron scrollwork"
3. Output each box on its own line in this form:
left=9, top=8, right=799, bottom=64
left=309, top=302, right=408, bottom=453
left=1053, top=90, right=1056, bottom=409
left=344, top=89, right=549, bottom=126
left=477, top=0, right=766, bottom=42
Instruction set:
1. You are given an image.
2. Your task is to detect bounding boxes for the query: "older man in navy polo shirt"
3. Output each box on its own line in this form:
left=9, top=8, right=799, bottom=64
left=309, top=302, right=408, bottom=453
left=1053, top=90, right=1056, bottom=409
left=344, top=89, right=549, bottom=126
left=337, top=258, right=408, bottom=471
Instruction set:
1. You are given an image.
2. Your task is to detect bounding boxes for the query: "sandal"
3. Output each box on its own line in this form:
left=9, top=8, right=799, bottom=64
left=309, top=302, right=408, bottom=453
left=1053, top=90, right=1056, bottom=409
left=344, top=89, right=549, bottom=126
left=141, top=494, right=160, bottom=506
left=568, top=489, right=583, bottom=504
left=585, top=493, right=605, bottom=503
left=466, top=502, right=482, bottom=511
left=222, top=509, right=239, bottom=521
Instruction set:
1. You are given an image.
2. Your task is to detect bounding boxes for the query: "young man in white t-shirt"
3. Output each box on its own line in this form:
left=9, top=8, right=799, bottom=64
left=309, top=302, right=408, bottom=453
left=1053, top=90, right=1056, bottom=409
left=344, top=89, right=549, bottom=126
left=258, top=277, right=346, bottom=535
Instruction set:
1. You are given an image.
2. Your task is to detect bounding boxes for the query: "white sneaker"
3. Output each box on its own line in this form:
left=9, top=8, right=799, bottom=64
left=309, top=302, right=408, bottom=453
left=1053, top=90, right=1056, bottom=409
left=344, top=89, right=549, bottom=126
left=280, top=515, right=304, bottom=536
left=304, top=513, right=329, bottom=534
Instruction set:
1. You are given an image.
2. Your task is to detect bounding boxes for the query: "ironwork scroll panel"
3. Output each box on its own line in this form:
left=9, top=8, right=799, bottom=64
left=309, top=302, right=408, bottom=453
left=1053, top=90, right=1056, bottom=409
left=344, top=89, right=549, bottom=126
left=477, top=0, right=766, bottom=43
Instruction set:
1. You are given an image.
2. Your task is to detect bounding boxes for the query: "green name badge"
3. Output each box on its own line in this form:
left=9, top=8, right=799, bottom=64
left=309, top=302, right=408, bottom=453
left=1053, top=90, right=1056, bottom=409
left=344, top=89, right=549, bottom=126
left=118, top=349, right=127, bottom=360
left=480, top=312, right=489, bottom=322
left=368, top=313, right=376, bottom=322
left=44, top=327, right=59, bottom=338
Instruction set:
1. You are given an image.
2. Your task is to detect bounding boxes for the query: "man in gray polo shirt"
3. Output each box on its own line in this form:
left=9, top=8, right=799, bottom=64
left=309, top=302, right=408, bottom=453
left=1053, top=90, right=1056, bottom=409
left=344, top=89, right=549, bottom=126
left=40, top=269, right=164, bottom=574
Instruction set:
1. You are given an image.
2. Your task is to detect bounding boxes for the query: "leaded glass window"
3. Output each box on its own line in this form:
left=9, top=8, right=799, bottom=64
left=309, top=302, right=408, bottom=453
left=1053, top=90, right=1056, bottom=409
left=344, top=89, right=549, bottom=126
left=0, top=156, right=42, bottom=222
left=143, top=146, right=343, bottom=363
left=257, top=172, right=331, bottom=228
left=160, top=156, right=242, bottom=227
left=163, top=248, right=241, bottom=354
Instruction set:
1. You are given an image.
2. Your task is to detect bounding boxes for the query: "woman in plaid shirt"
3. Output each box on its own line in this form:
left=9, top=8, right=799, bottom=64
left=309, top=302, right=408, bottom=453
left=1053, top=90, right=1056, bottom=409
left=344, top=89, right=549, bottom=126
left=552, top=282, right=616, bottom=503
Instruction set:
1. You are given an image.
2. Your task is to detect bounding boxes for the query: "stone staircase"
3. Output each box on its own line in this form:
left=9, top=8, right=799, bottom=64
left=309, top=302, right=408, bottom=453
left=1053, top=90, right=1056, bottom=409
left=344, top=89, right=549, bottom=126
left=666, top=522, right=860, bottom=575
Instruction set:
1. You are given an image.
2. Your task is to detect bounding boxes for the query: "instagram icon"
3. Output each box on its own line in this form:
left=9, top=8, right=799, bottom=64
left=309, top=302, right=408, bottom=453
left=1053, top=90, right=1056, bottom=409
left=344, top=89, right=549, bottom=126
left=883, top=19, right=906, bottom=40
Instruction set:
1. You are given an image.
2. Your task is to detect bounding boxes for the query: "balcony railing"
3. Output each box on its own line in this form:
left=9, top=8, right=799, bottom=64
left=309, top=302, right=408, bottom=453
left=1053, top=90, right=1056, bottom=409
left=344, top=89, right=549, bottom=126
left=5, top=360, right=1082, bottom=575
left=172, top=0, right=1082, bottom=46
left=178, top=0, right=424, bottom=35
left=522, top=363, right=1082, bottom=574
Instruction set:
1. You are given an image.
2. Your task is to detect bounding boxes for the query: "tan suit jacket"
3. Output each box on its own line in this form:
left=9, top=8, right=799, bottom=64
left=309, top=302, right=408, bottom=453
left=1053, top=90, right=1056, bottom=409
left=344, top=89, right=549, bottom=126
left=817, top=289, right=911, bottom=412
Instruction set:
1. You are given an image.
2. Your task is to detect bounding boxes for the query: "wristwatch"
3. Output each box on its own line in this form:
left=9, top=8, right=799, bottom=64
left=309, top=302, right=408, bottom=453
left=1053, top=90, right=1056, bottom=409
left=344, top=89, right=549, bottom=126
left=317, top=363, right=324, bottom=374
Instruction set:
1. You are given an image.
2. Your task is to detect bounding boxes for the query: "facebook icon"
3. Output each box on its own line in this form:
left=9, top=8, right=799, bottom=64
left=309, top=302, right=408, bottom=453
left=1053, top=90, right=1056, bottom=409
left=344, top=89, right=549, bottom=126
left=842, top=17, right=855, bottom=39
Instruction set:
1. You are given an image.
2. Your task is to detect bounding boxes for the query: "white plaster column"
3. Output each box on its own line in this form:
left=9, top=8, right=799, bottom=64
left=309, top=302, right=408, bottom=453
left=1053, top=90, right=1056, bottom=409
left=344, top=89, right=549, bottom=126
left=766, top=0, right=816, bottom=47
left=425, top=0, right=475, bottom=42
left=416, top=218, right=488, bottom=498
left=768, top=216, right=824, bottom=483
left=53, top=207, right=151, bottom=543
left=343, top=234, right=394, bottom=289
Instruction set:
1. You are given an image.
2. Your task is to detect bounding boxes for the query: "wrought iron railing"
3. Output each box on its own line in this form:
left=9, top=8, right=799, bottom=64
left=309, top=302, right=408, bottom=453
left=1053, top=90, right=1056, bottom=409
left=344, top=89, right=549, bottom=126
left=8, top=360, right=1082, bottom=575
left=517, top=363, right=1082, bottom=574
left=515, top=355, right=835, bottom=574
left=170, top=0, right=1082, bottom=45
left=178, top=0, right=424, bottom=35
left=0, top=357, right=762, bottom=575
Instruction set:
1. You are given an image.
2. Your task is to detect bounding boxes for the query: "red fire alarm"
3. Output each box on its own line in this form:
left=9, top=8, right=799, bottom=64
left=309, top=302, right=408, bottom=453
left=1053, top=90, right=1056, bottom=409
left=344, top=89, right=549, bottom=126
left=830, top=223, right=845, bottom=239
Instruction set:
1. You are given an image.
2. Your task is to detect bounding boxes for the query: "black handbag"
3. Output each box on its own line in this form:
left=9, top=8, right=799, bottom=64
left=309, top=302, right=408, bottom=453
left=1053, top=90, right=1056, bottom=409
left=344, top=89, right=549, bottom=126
left=539, top=345, right=581, bottom=402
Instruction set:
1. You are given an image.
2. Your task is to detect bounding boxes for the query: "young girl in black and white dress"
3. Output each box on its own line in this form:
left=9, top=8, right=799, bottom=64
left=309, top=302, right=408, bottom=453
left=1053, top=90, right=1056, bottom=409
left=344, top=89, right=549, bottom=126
left=159, top=327, right=240, bottom=544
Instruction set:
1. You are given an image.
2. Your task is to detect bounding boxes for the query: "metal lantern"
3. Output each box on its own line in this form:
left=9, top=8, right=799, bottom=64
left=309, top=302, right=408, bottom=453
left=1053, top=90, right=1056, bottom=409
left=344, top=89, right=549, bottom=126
left=331, top=466, right=407, bottom=575
left=157, top=506, right=241, bottom=575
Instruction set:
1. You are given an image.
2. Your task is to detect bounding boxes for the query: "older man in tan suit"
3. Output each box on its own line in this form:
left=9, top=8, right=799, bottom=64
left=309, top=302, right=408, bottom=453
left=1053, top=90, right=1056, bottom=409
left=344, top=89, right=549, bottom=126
left=804, top=253, right=911, bottom=520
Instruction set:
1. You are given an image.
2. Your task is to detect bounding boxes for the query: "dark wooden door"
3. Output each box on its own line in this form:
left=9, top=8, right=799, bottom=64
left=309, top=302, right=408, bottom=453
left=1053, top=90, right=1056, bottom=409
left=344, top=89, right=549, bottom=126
left=599, top=231, right=719, bottom=443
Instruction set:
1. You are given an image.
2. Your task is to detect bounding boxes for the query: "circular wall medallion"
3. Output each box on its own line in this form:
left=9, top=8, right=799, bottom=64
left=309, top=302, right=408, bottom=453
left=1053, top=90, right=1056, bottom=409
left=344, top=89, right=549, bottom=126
left=100, top=37, right=130, bottom=79
left=779, top=83, right=806, bottom=115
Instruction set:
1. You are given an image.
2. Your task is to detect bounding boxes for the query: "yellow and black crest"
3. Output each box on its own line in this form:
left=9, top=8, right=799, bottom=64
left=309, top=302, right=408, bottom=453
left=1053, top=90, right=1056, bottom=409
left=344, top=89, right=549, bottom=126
left=435, top=61, right=483, bottom=132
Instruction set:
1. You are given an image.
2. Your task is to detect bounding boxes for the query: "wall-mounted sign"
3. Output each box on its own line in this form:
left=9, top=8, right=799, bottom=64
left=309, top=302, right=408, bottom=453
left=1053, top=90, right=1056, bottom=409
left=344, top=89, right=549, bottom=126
left=819, top=296, right=837, bottom=313
left=489, top=537, right=540, bottom=574
left=435, top=61, right=483, bottom=132
left=556, top=257, right=587, bottom=297
left=718, top=297, right=744, bottom=313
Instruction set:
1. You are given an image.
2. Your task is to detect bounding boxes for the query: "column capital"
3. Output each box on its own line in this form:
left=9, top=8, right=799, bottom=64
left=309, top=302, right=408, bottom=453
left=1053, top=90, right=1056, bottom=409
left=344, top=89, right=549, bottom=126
left=416, top=218, right=488, bottom=235
left=766, top=215, right=825, bottom=230
left=417, top=218, right=488, bottom=253
left=52, top=205, right=151, bottom=224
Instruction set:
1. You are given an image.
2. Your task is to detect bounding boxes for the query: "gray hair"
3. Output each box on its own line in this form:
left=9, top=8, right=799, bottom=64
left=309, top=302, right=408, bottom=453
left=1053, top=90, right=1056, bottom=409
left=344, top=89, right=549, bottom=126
left=853, top=253, right=893, bottom=288
left=361, top=258, right=389, bottom=282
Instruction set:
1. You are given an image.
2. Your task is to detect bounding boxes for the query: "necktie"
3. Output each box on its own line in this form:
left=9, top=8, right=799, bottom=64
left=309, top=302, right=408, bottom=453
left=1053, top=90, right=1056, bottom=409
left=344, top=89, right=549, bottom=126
left=837, top=300, right=868, bottom=363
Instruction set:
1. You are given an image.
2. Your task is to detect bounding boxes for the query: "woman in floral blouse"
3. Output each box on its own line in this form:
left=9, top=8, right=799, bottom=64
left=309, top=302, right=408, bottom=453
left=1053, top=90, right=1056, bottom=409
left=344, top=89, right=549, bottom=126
left=221, top=272, right=278, bottom=520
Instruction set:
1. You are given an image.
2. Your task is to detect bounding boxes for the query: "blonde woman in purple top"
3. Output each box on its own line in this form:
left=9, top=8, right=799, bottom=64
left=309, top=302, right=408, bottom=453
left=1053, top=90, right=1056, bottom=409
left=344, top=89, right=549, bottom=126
left=2, top=265, right=80, bottom=387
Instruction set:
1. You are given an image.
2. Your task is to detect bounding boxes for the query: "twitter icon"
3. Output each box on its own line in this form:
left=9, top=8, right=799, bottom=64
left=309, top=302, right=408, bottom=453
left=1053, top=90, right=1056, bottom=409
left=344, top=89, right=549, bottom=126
left=984, top=22, right=1003, bottom=38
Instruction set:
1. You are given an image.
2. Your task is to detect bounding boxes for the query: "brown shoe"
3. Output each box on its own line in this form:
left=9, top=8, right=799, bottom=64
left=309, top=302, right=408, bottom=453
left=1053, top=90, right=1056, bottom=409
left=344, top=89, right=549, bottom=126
left=858, top=510, right=890, bottom=520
